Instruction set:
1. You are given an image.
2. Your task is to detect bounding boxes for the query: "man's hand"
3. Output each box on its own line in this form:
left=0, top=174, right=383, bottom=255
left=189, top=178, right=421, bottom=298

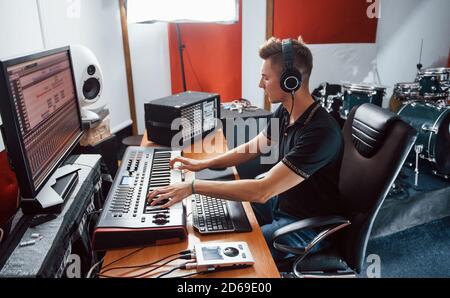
left=147, top=182, right=192, bottom=209
left=169, top=156, right=209, bottom=172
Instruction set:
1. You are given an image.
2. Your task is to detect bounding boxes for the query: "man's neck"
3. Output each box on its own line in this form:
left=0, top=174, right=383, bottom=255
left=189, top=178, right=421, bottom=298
left=282, top=89, right=315, bottom=125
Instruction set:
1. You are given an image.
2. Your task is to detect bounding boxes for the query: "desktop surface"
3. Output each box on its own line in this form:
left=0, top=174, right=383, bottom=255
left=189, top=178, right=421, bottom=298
left=100, top=129, right=280, bottom=278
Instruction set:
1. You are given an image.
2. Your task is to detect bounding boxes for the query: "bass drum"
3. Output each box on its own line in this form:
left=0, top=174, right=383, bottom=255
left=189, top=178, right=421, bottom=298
left=397, top=101, right=450, bottom=176
left=389, top=82, right=421, bottom=113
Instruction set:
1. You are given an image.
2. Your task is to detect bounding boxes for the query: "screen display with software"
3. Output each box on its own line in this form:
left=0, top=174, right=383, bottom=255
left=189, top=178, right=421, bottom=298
left=0, top=47, right=82, bottom=198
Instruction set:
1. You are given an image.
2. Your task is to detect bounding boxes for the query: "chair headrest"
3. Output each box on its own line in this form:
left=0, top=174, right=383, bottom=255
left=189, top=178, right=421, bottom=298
left=351, top=103, right=398, bottom=158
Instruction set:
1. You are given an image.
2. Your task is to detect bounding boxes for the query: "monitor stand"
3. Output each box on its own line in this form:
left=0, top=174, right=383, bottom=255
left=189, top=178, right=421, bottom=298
left=21, top=165, right=80, bottom=215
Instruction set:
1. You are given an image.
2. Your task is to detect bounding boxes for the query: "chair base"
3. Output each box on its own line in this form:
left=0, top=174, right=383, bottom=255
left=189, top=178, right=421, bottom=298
left=281, top=270, right=356, bottom=278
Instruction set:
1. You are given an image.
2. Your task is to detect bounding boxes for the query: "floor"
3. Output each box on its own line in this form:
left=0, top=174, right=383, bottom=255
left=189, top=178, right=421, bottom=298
left=359, top=216, right=450, bottom=278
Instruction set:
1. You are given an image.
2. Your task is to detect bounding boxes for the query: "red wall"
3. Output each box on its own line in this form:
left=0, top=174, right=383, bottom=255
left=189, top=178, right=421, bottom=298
left=168, top=1, right=242, bottom=102
left=274, top=0, right=378, bottom=44
left=0, top=151, right=19, bottom=227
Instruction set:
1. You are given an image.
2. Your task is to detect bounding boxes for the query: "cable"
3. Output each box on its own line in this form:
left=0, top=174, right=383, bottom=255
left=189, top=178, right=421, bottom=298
left=289, top=92, right=295, bottom=121
left=167, top=266, right=218, bottom=278
left=184, top=47, right=203, bottom=91
left=155, top=260, right=197, bottom=278
left=0, top=228, right=4, bottom=243
left=178, top=268, right=216, bottom=278
left=95, top=246, right=146, bottom=276
left=98, top=253, right=194, bottom=278
left=86, top=257, right=104, bottom=278
left=87, top=247, right=145, bottom=278
left=97, top=255, right=180, bottom=278
left=155, top=265, right=184, bottom=278
left=176, top=271, right=203, bottom=278
left=100, top=250, right=192, bottom=275
left=131, top=254, right=194, bottom=278
left=284, top=92, right=295, bottom=136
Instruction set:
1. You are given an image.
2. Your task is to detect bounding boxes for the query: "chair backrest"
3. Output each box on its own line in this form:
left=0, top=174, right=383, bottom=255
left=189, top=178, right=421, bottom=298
left=336, top=103, right=416, bottom=273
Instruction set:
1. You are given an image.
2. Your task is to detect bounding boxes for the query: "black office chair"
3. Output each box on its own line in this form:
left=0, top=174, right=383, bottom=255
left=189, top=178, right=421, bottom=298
left=270, top=103, right=417, bottom=278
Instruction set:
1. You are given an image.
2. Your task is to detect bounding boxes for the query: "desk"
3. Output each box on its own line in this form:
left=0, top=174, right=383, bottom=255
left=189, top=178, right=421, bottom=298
left=101, top=129, right=280, bottom=278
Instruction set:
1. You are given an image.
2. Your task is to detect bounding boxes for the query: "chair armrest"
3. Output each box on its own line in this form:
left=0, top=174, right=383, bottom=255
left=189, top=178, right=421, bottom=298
left=271, top=215, right=350, bottom=255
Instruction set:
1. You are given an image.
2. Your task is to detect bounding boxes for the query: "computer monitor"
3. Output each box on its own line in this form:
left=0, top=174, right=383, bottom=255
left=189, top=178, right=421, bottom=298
left=0, top=47, right=83, bottom=203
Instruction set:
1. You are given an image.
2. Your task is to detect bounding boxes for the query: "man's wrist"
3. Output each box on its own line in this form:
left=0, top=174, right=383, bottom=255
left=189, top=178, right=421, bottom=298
left=191, top=179, right=196, bottom=194
left=204, top=158, right=215, bottom=169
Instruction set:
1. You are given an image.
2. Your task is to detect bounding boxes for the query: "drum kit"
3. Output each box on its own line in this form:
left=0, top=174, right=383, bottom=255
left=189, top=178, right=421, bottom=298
left=314, top=67, right=450, bottom=184
left=313, top=82, right=387, bottom=126
left=392, top=67, right=450, bottom=182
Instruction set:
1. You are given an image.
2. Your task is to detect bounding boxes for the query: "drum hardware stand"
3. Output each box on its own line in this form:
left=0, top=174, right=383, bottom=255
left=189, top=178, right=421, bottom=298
left=431, top=171, right=449, bottom=180
left=325, top=94, right=341, bottom=113
left=325, top=95, right=333, bottom=112
left=371, top=59, right=383, bottom=86
left=414, top=144, right=423, bottom=188
left=339, top=105, right=348, bottom=119
left=416, top=152, right=436, bottom=164
left=416, top=38, right=424, bottom=73
left=319, top=82, right=327, bottom=97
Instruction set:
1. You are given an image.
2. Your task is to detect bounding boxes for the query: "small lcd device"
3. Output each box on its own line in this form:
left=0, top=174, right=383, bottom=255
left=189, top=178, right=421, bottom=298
left=194, top=241, right=255, bottom=269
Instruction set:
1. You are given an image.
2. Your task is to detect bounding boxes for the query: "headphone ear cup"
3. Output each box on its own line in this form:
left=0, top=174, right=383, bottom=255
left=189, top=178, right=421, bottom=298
left=280, top=68, right=302, bottom=93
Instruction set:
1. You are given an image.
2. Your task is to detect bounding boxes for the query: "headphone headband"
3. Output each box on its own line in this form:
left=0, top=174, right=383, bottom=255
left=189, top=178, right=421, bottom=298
left=280, top=38, right=302, bottom=93
left=282, top=39, right=294, bottom=70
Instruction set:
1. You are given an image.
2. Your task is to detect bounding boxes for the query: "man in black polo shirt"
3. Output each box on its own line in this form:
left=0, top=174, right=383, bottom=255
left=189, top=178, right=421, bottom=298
left=148, top=37, right=343, bottom=261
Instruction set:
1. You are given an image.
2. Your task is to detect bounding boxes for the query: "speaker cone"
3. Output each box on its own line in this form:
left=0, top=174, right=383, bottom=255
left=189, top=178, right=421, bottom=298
left=83, top=78, right=100, bottom=100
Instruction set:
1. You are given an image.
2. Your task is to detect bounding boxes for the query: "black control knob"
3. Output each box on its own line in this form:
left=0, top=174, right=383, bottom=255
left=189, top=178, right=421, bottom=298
left=223, top=247, right=239, bottom=257
left=154, top=213, right=169, bottom=219
left=152, top=218, right=168, bottom=225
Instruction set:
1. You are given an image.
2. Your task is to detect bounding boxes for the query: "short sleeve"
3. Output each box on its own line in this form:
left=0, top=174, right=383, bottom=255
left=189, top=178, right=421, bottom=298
left=281, top=127, right=341, bottom=179
left=262, top=105, right=284, bottom=142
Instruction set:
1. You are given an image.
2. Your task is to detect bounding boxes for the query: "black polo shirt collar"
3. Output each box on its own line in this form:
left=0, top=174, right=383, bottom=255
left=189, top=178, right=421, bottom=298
left=281, top=101, right=321, bottom=134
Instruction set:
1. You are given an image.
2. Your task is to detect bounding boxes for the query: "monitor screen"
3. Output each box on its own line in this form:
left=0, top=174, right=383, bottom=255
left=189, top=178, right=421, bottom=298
left=0, top=47, right=83, bottom=198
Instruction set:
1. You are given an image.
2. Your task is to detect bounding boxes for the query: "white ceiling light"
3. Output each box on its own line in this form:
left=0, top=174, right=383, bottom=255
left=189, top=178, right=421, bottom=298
left=126, top=0, right=239, bottom=24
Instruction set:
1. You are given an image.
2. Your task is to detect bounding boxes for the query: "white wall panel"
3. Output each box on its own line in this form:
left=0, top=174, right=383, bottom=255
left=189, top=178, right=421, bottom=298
left=0, top=0, right=44, bottom=151
left=37, top=0, right=131, bottom=133
left=376, top=0, right=450, bottom=106
left=128, top=22, right=172, bottom=134
left=242, top=0, right=266, bottom=108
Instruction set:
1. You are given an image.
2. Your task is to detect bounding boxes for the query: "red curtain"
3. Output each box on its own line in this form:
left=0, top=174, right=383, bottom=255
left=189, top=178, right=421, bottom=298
left=273, top=0, right=378, bottom=44
left=168, top=1, right=242, bottom=102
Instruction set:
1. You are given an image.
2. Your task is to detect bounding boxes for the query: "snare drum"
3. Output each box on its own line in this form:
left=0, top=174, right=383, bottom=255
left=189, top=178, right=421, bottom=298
left=340, top=83, right=386, bottom=119
left=416, top=67, right=450, bottom=99
left=389, top=82, right=421, bottom=112
left=397, top=101, right=450, bottom=175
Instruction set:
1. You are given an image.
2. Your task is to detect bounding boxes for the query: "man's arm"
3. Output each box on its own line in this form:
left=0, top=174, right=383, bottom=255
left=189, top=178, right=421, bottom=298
left=171, top=131, right=271, bottom=170
left=208, top=131, right=271, bottom=168
left=149, top=160, right=304, bottom=208
left=195, top=161, right=303, bottom=203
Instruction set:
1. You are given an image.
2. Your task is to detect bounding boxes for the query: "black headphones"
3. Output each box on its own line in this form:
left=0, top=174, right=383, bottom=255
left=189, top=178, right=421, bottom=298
left=280, top=39, right=302, bottom=93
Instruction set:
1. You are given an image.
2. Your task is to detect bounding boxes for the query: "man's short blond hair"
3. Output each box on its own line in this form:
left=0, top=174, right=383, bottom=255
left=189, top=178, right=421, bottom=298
left=259, top=36, right=313, bottom=84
